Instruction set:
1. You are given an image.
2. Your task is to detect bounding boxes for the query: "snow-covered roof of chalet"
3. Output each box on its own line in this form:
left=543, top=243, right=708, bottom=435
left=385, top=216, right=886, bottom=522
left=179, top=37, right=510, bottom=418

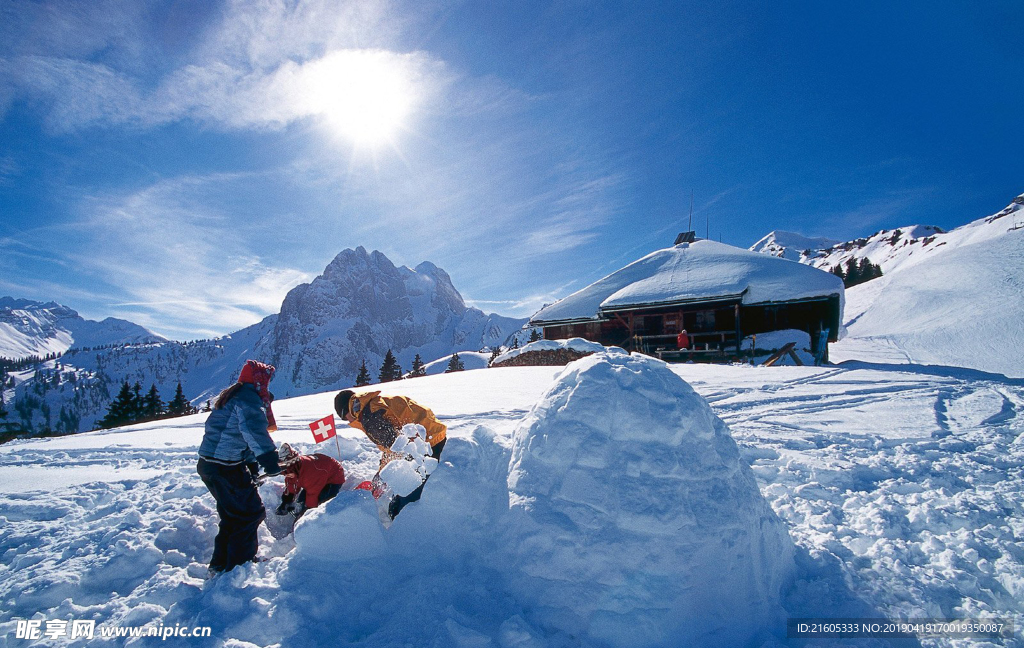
left=532, top=239, right=845, bottom=325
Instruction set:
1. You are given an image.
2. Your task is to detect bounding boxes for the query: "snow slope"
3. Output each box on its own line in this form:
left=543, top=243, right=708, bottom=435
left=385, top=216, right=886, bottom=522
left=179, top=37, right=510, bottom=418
left=0, top=298, right=166, bottom=359
left=750, top=193, right=1024, bottom=379
left=830, top=196, right=1024, bottom=378
left=2, top=357, right=1022, bottom=647
left=418, top=351, right=491, bottom=375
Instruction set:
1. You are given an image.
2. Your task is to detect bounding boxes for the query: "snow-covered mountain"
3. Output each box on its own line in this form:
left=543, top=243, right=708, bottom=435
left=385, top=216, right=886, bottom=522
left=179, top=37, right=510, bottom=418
left=752, top=193, right=1024, bottom=378
left=4, top=249, right=527, bottom=435
left=748, top=230, right=841, bottom=262
left=255, top=247, right=523, bottom=397
left=0, top=297, right=166, bottom=359
left=753, top=224, right=949, bottom=274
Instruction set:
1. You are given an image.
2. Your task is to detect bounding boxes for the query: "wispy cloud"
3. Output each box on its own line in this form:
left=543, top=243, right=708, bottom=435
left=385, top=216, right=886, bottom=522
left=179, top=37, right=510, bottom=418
left=464, top=280, right=582, bottom=319
left=36, top=175, right=316, bottom=338
left=820, top=188, right=938, bottom=237
left=0, top=155, right=18, bottom=185
left=1, top=0, right=635, bottom=334
left=1, top=0, right=440, bottom=135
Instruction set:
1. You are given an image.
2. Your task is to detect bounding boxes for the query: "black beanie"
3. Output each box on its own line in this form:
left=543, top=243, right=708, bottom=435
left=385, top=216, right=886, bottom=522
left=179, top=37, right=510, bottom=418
left=335, top=390, right=355, bottom=417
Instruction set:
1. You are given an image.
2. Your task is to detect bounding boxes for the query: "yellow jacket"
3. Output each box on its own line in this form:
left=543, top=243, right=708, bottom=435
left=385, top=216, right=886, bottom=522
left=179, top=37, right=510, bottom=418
left=349, top=391, right=447, bottom=468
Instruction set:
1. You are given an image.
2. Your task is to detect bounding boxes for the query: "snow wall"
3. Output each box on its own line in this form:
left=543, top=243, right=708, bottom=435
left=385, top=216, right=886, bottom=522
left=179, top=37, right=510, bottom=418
left=282, top=350, right=795, bottom=647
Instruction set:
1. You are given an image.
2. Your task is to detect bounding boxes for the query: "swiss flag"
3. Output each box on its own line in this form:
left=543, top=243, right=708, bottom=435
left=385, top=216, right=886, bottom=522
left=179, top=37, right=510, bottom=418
left=309, top=414, right=337, bottom=443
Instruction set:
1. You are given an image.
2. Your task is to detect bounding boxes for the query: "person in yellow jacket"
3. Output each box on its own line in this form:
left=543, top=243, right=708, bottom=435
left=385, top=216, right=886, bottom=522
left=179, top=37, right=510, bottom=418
left=334, top=389, right=447, bottom=520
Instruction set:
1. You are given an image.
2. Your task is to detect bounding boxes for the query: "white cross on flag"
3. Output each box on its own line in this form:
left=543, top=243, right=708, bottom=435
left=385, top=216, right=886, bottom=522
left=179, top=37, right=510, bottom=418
left=309, top=414, right=337, bottom=443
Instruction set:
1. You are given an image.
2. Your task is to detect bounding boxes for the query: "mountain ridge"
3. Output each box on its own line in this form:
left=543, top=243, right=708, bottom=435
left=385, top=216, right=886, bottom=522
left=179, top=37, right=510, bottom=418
left=0, top=298, right=167, bottom=359
left=2, top=248, right=527, bottom=435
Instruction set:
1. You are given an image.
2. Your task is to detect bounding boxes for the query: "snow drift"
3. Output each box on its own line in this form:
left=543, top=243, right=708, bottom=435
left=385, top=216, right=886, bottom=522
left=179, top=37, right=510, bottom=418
left=277, top=351, right=795, bottom=647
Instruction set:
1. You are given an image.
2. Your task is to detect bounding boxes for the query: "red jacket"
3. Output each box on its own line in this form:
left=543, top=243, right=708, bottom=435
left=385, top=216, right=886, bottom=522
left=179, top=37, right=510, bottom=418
left=676, top=332, right=690, bottom=349
left=284, top=454, right=346, bottom=508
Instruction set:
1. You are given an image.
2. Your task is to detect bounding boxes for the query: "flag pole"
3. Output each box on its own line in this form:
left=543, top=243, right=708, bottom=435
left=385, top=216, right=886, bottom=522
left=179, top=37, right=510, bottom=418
left=333, top=431, right=342, bottom=461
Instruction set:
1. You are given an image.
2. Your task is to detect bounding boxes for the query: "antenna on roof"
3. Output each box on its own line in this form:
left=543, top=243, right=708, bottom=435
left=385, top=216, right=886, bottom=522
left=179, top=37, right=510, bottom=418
left=688, top=190, right=693, bottom=232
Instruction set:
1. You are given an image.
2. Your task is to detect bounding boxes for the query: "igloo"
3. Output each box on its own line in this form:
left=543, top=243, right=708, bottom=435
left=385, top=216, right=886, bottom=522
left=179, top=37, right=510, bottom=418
left=507, top=350, right=796, bottom=647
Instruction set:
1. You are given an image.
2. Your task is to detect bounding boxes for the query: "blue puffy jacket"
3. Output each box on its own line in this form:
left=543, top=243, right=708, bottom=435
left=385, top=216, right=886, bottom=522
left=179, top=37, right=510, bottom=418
left=199, top=384, right=277, bottom=464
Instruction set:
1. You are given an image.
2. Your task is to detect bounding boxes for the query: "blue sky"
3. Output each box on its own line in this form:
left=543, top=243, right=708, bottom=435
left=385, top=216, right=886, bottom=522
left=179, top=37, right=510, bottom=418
left=1, top=0, right=1021, bottom=340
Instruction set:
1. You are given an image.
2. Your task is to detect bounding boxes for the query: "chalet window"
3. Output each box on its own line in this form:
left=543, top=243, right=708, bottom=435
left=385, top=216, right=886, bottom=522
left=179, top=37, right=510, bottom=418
left=696, top=310, right=716, bottom=331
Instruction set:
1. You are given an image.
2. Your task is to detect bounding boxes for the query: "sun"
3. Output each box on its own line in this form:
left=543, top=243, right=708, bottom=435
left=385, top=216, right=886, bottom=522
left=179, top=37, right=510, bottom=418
left=302, top=50, right=420, bottom=147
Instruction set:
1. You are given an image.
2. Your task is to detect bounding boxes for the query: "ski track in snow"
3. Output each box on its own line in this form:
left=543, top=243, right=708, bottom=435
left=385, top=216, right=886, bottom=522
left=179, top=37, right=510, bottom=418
left=0, top=364, right=1022, bottom=647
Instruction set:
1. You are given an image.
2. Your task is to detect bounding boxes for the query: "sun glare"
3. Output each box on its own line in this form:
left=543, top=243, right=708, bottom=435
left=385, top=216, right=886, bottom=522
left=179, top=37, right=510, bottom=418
left=302, top=50, right=419, bottom=147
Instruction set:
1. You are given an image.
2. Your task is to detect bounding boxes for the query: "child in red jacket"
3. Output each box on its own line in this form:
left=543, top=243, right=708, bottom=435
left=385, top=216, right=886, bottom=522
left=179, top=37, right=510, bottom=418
left=275, top=444, right=346, bottom=516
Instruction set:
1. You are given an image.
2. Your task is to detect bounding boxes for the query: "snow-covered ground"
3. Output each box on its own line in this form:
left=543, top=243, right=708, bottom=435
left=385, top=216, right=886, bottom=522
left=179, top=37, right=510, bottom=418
left=1, top=355, right=1022, bottom=647
left=832, top=225, right=1024, bottom=379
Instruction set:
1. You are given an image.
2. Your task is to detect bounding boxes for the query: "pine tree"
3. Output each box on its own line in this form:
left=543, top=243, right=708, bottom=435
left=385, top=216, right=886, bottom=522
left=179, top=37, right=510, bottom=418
left=844, top=258, right=861, bottom=287
left=379, top=350, right=399, bottom=383
left=167, top=382, right=192, bottom=416
left=410, top=354, right=426, bottom=378
left=98, top=381, right=137, bottom=429
left=142, top=384, right=164, bottom=420
left=831, top=264, right=845, bottom=281
left=528, top=328, right=542, bottom=343
left=355, top=360, right=372, bottom=386
left=131, top=382, right=144, bottom=421
left=445, top=353, right=465, bottom=373
left=856, top=257, right=874, bottom=284
left=489, top=346, right=503, bottom=365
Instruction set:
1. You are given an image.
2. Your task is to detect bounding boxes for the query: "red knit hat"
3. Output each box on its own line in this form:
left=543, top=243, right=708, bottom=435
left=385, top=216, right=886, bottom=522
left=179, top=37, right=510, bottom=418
left=239, top=360, right=275, bottom=389
left=238, top=360, right=277, bottom=432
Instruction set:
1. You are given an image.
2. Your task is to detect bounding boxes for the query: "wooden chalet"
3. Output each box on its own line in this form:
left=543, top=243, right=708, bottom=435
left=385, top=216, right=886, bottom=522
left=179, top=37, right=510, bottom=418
left=531, top=234, right=845, bottom=363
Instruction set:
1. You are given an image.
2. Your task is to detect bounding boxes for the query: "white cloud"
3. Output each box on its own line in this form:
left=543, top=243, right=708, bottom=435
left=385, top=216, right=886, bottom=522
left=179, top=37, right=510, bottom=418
left=464, top=281, right=582, bottom=319
left=1, top=0, right=635, bottom=332
left=2, top=0, right=442, bottom=136
left=50, top=175, right=315, bottom=338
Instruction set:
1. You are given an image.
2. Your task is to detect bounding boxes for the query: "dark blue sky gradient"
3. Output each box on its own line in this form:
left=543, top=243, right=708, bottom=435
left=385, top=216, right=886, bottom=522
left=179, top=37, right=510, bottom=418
left=0, top=0, right=1020, bottom=338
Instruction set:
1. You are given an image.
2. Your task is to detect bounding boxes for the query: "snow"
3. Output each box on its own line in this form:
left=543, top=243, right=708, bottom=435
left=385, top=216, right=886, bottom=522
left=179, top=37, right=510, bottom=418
left=418, top=351, right=491, bottom=375
left=741, top=329, right=816, bottom=365
left=0, top=297, right=165, bottom=359
left=750, top=231, right=841, bottom=261
left=1, top=355, right=1023, bottom=647
left=506, top=352, right=795, bottom=646
left=833, top=226, right=1024, bottom=379
left=491, top=337, right=609, bottom=364
left=747, top=193, right=1024, bottom=379
left=532, top=239, right=844, bottom=324
left=379, top=423, right=437, bottom=496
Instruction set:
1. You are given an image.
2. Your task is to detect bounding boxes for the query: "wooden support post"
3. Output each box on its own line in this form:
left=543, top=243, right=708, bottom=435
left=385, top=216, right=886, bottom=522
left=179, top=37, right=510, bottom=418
left=735, top=304, right=742, bottom=355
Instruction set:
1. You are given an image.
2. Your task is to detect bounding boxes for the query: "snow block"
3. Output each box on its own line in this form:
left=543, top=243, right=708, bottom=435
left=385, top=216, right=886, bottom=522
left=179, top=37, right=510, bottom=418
left=507, top=351, right=796, bottom=647
left=290, top=493, right=387, bottom=563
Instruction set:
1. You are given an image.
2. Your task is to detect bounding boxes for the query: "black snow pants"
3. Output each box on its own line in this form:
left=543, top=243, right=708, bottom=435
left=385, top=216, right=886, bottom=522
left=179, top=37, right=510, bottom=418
left=197, top=458, right=266, bottom=572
